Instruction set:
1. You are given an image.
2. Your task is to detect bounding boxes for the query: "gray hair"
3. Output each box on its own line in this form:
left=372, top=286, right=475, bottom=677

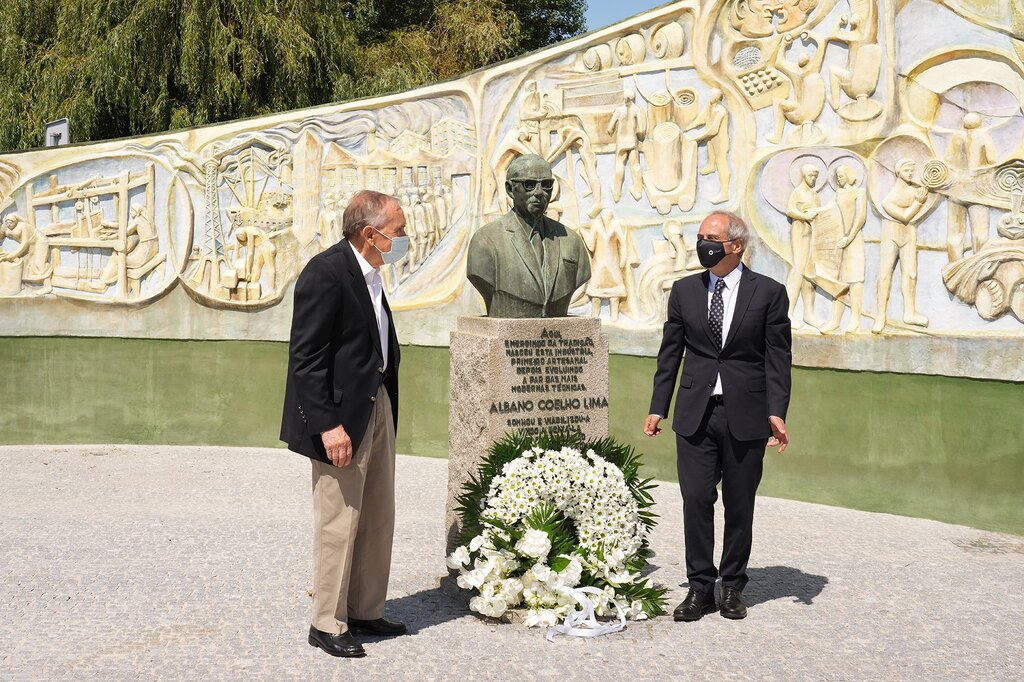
left=342, top=190, right=399, bottom=239
left=714, top=211, right=750, bottom=247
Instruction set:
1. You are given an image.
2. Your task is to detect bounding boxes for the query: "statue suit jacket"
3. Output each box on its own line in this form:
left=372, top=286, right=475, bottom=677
left=280, top=240, right=400, bottom=463
left=649, top=267, right=791, bottom=441
left=467, top=211, right=591, bottom=317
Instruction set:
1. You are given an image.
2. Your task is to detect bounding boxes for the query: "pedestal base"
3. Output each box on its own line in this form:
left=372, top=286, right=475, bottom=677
left=445, top=316, right=609, bottom=555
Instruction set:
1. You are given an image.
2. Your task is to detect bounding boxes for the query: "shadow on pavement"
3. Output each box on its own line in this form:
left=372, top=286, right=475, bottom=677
left=381, top=585, right=471, bottom=636
left=743, top=565, right=829, bottom=607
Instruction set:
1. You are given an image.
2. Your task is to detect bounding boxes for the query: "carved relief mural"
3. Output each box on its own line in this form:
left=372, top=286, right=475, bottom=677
left=0, top=158, right=186, bottom=302
left=1, top=0, right=1022, bottom=379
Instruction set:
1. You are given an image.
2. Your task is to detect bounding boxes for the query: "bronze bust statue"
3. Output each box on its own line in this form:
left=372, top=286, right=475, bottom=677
left=467, top=155, right=591, bottom=317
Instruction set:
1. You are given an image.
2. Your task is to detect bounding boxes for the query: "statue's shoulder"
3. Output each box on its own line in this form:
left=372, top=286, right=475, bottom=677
left=547, top=217, right=586, bottom=250
left=479, top=212, right=516, bottom=233
left=468, top=216, right=511, bottom=266
left=472, top=213, right=515, bottom=246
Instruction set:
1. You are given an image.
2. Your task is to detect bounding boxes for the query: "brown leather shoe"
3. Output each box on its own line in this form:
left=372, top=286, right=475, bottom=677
left=347, top=617, right=408, bottom=637
left=673, top=587, right=718, bottom=622
left=308, top=626, right=366, bottom=657
left=720, top=586, right=748, bottom=620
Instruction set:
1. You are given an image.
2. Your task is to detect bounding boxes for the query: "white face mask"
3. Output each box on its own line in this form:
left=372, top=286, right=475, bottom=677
left=370, top=228, right=409, bottom=265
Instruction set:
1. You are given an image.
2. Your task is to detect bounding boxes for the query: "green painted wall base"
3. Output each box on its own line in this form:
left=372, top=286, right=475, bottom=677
left=1, top=337, right=1020, bottom=535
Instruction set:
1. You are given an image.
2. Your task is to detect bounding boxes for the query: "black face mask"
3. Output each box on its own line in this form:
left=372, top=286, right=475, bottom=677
left=696, top=239, right=730, bottom=268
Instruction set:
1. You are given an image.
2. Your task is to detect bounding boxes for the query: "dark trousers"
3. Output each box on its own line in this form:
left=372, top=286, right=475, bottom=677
left=676, top=398, right=767, bottom=593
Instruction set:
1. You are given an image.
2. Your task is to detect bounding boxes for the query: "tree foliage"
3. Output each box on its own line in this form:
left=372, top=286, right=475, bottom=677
left=507, top=0, right=587, bottom=53
left=0, top=0, right=586, bottom=151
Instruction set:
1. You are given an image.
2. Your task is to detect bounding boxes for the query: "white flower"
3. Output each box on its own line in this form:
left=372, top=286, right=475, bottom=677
left=625, top=600, right=648, bottom=620
left=523, top=608, right=559, bottom=628
left=516, top=529, right=552, bottom=560
left=469, top=535, right=485, bottom=552
left=558, top=557, right=583, bottom=588
left=462, top=559, right=495, bottom=588
left=446, top=545, right=471, bottom=570
left=543, top=570, right=564, bottom=590
left=522, top=583, right=544, bottom=608
left=496, top=578, right=524, bottom=605
left=530, top=563, right=552, bottom=583
left=607, top=570, right=638, bottom=585
left=470, top=595, right=508, bottom=618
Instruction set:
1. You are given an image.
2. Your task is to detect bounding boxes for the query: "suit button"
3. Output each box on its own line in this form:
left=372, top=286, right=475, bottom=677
left=719, top=359, right=724, bottom=364
left=378, top=366, right=385, bottom=374
left=708, top=382, right=714, bottom=388
left=370, top=396, right=377, bottom=402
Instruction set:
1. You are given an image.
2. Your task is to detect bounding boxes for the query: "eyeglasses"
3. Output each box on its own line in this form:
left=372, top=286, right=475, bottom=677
left=510, top=178, right=555, bottom=191
left=371, top=226, right=393, bottom=242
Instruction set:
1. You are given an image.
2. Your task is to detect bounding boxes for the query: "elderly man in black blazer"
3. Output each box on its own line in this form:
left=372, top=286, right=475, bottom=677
left=281, top=190, right=408, bottom=658
left=645, top=211, right=792, bottom=622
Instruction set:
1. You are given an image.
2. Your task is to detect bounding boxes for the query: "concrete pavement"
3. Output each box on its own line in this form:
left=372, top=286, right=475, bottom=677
left=1, top=445, right=1021, bottom=680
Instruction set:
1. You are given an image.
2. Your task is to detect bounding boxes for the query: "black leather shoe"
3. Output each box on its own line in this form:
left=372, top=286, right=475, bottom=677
left=308, top=626, right=366, bottom=658
left=720, top=586, right=748, bottom=620
left=347, top=617, right=408, bottom=637
left=673, top=588, right=718, bottom=622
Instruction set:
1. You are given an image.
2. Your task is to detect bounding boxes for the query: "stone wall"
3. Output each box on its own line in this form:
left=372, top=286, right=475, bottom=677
left=1, top=0, right=1022, bottom=380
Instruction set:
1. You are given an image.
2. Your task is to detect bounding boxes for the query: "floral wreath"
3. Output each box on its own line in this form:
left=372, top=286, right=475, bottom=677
left=448, top=433, right=666, bottom=626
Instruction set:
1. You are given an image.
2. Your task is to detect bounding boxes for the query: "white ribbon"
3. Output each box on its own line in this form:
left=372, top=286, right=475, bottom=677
left=545, top=586, right=627, bottom=641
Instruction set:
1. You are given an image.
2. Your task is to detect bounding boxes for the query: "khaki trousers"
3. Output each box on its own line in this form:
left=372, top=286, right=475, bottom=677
left=311, top=385, right=395, bottom=634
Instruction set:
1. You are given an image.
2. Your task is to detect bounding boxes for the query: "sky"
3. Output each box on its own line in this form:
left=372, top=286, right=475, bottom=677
left=585, top=0, right=665, bottom=31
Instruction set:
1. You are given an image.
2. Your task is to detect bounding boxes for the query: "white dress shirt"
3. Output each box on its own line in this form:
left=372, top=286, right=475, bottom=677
left=349, top=242, right=389, bottom=370
left=708, top=263, right=744, bottom=396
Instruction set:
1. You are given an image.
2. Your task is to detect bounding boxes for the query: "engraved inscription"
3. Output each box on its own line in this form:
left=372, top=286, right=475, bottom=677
left=496, top=327, right=607, bottom=438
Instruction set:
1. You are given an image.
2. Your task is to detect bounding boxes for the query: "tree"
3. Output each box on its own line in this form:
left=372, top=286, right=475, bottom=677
left=0, top=0, right=359, bottom=149
left=352, top=0, right=585, bottom=53
left=506, top=0, right=587, bottom=52
left=343, top=0, right=521, bottom=99
left=0, top=0, right=586, bottom=151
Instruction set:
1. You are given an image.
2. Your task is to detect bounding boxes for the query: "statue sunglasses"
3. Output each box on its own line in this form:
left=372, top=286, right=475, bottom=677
left=510, top=178, right=555, bottom=191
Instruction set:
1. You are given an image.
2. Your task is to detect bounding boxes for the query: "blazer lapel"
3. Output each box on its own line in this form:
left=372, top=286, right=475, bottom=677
left=505, top=213, right=544, bottom=293
left=541, top=216, right=561, bottom=300
left=341, top=241, right=383, bottom=359
left=722, top=267, right=758, bottom=351
left=697, top=270, right=716, bottom=346
left=382, top=292, right=398, bottom=359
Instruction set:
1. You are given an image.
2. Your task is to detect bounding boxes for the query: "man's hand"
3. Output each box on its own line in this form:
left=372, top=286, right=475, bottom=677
left=321, top=424, right=353, bottom=467
left=767, top=416, right=789, bottom=453
left=643, top=415, right=663, bottom=437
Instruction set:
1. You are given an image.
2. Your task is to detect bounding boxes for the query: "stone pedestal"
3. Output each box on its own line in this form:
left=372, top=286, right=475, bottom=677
left=445, top=315, right=609, bottom=554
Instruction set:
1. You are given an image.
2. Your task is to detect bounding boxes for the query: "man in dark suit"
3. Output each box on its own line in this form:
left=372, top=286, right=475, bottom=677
left=644, top=211, right=792, bottom=622
left=281, top=190, right=408, bottom=658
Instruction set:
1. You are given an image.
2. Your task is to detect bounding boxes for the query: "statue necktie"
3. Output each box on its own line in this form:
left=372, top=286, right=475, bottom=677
left=531, top=226, right=544, bottom=266
left=710, top=278, right=726, bottom=349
